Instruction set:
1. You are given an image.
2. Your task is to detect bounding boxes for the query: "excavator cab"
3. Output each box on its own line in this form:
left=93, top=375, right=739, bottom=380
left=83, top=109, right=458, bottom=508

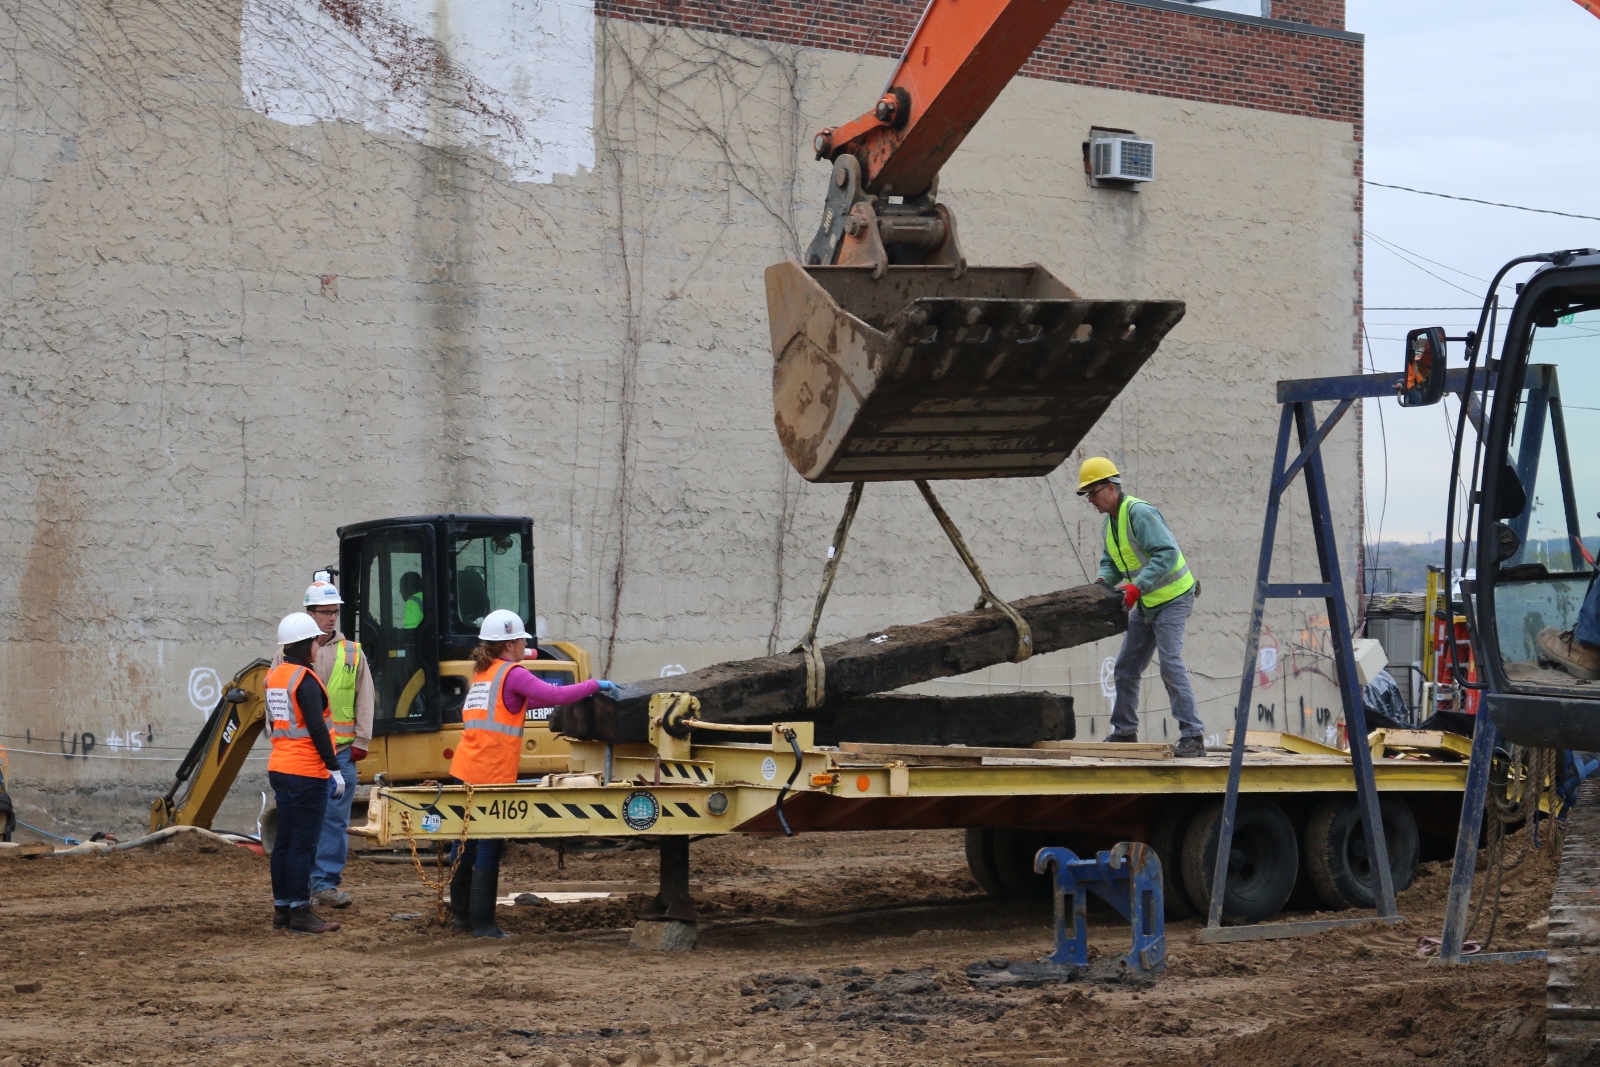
left=1446, top=251, right=1600, bottom=749
left=335, top=515, right=590, bottom=781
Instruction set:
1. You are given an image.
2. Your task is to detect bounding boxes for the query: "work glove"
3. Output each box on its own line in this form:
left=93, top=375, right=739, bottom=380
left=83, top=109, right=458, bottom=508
left=596, top=680, right=621, bottom=698
left=1117, top=583, right=1141, bottom=611
left=350, top=747, right=368, bottom=763
left=329, top=771, right=347, bottom=799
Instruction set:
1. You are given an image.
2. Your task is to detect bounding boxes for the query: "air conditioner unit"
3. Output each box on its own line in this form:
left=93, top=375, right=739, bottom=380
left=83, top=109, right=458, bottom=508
left=1090, top=137, right=1155, bottom=185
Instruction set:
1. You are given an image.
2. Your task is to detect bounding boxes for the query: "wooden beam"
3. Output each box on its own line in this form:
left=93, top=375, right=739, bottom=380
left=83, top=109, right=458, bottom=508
left=811, top=692, right=1074, bottom=747
left=549, top=583, right=1126, bottom=743
left=837, top=740, right=1172, bottom=762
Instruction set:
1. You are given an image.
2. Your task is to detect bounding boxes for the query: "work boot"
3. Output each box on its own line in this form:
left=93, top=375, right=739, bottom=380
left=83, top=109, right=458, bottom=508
left=1536, top=627, right=1600, bottom=680
left=273, top=905, right=290, bottom=930
left=1174, top=736, right=1205, bottom=758
left=287, top=906, right=341, bottom=934
left=449, top=860, right=474, bottom=934
left=1102, top=730, right=1138, bottom=743
left=469, top=869, right=509, bottom=939
left=312, top=888, right=353, bottom=909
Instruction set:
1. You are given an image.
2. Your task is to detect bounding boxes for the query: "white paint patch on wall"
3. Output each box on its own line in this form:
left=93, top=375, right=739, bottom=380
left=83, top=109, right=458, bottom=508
left=240, top=0, right=595, bottom=183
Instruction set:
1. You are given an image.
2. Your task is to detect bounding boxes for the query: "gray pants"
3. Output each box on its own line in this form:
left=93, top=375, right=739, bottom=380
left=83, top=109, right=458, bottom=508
left=1110, top=590, right=1203, bottom=739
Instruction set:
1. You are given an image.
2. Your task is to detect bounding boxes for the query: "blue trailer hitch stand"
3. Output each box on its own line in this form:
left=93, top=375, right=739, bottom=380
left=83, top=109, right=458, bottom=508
left=1036, top=843, right=1166, bottom=974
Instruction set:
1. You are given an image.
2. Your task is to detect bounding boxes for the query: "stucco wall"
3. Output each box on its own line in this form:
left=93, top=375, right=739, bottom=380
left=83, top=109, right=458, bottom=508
left=0, top=2, right=1360, bottom=830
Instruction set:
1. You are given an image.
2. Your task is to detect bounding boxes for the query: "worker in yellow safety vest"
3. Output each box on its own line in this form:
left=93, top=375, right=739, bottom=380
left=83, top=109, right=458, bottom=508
left=270, top=577, right=375, bottom=910
left=267, top=612, right=346, bottom=934
left=1079, top=457, right=1205, bottom=758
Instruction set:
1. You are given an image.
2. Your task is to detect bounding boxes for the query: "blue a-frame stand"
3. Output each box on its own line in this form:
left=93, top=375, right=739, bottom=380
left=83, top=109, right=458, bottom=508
left=1200, top=372, right=1427, bottom=941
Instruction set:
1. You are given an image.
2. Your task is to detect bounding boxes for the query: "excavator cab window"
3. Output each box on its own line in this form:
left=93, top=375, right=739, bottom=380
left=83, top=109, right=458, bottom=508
left=448, top=527, right=530, bottom=635
left=355, top=525, right=441, bottom=734
left=1485, top=298, right=1600, bottom=689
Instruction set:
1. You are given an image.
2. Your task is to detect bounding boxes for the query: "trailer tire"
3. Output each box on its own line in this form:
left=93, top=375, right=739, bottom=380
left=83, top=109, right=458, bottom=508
left=991, top=829, right=1051, bottom=898
left=1147, top=803, right=1198, bottom=920
left=965, top=829, right=1009, bottom=897
left=1181, top=799, right=1298, bottom=924
left=1302, top=796, right=1419, bottom=910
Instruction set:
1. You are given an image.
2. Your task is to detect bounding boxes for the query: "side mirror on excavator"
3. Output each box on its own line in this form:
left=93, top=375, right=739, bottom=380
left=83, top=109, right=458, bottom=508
left=1398, top=327, right=1448, bottom=408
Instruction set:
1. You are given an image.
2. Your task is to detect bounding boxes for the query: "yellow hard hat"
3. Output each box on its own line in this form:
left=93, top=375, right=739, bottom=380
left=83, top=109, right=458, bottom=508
left=1076, top=456, right=1120, bottom=494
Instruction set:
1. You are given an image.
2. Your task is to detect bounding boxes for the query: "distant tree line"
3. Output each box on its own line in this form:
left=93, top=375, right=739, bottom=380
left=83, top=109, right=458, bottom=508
left=1367, top=537, right=1600, bottom=593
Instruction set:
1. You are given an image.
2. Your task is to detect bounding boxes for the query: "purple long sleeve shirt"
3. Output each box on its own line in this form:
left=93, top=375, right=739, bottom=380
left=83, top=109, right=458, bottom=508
left=501, top=665, right=599, bottom=717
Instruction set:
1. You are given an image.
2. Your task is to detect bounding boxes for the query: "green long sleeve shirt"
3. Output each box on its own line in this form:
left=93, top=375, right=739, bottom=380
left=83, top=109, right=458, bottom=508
left=1097, top=497, right=1185, bottom=594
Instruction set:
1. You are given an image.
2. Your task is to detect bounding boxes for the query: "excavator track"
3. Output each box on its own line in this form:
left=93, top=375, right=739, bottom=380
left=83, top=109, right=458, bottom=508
left=1549, top=775, right=1600, bottom=1065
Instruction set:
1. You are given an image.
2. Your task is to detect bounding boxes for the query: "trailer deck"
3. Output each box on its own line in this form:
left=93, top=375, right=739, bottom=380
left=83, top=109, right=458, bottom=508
left=359, top=708, right=1470, bottom=847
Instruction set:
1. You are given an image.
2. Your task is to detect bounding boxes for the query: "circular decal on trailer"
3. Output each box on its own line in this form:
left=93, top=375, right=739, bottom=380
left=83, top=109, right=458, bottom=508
left=622, top=790, right=661, bottom=831
left=761, top=756, right=778, bottom=781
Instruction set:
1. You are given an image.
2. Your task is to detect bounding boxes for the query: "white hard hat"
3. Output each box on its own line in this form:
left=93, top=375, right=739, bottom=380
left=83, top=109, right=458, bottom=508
left=479, top=609, right=532, bottom=642
left=278, top=612, right=325, bottom=645
left=304, top=580, right=343, bottom=607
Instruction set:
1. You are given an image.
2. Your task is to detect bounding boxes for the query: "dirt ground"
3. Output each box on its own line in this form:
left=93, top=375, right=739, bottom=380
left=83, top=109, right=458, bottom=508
left=0, top=826, right=1558, bottom=1067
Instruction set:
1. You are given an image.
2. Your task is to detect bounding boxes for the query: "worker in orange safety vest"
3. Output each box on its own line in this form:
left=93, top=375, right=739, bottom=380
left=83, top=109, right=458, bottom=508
left=447, top=609, right=616, bottom=938
left=266, top=612, right=347, bottom=935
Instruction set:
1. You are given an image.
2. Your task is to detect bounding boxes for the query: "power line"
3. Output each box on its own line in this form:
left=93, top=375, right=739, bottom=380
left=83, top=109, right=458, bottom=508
left=1366, top=181, right=1600, bottom=223
left=1365, top=232, right=1484, bottom=299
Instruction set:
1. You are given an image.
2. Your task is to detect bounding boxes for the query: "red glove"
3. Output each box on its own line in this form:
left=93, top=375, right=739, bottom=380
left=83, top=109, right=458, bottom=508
left=1118, top=583, right=1140, bottom=611
left=350, top=747, right=368, bottom=762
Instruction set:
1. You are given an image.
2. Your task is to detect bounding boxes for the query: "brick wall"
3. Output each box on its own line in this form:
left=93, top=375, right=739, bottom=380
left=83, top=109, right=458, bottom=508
left=598, top=0, right=1360, bottom=125
left=1271, top=0, right=1344, bottom=31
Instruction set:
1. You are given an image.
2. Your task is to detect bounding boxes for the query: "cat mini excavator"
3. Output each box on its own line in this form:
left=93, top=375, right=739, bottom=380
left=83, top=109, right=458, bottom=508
left=149, top=515, right=591, bottom=841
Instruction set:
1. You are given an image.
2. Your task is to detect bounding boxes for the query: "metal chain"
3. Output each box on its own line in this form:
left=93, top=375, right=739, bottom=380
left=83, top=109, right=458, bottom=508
left=397, top=782, right=476, bottom=925
left=791, top=481, right=864, bottom=709
left=915, top=480, right=1033, bottom=663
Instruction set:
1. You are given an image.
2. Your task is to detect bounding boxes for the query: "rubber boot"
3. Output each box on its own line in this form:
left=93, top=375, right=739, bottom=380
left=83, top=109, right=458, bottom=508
left=288, top=905, right=341, bottom=934
left=469, top=868, right=508, bottom=939
left=449, top=860, right=474, bottom=934
left=273, top=905, right=290, bottom=930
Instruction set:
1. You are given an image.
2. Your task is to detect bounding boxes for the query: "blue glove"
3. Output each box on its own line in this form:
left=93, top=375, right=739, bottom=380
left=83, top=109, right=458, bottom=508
left=596, top=680, right=620, bottom=698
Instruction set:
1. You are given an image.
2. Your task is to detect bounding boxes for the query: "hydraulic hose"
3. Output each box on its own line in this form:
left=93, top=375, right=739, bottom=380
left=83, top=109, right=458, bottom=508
left=774, top=727, right=803, bottom=837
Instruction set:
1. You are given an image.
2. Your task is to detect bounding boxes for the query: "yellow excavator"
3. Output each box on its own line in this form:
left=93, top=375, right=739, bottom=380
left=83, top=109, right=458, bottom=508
left=150, top=514, right=591, bottom=842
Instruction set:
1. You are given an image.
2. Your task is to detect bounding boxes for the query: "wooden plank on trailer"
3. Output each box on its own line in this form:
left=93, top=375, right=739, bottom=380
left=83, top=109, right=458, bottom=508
left=838, top=740, right=1173, bottom=763
left=1030, top=740, right=1174, bottom=759
left=1227, top=730, right=1348, bottom=758
left=1374, top=728, right=1473, bottom=759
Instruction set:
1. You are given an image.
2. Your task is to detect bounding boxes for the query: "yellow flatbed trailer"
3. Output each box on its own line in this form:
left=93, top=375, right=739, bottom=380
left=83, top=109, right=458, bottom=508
left=358, top=696, right=1471, bottom=929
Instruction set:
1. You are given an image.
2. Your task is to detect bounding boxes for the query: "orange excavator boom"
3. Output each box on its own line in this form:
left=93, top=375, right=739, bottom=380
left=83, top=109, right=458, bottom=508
left=816, top=0, right=1079, bottom=199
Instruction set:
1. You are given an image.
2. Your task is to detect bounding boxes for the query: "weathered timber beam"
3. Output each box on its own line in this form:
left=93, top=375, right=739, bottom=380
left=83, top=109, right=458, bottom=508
left=549, top=584, right=1123, bottom=743
left=804, top=692, right=1075, bottom=747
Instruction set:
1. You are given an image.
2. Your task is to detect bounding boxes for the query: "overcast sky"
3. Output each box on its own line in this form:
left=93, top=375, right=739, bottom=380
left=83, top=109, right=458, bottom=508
left=1346, top=0, right=1600, bottom=545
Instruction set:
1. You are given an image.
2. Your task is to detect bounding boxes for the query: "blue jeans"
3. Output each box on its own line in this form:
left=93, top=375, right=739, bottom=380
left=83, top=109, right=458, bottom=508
left=1110, top=590, right=1203, bottom=740
left=1577, top=578, right=1600, bottom=647
left=269, top=770, right=330, bottom=907
left=450, top=839, right=504, bottom=874
left=309, top=747, right=358, bottom=895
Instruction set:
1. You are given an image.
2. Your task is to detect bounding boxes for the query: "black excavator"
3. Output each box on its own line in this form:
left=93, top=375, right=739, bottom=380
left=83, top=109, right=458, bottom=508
left=1401, top=248, right=1600, bottom=1065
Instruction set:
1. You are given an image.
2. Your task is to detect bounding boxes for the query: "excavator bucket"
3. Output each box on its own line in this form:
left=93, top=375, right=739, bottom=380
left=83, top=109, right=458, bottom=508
left=767, top=261, right=1185, bottom=482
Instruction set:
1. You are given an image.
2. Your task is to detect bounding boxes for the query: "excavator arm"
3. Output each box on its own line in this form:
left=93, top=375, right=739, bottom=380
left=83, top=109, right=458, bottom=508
left=816, top=0, right=1076, bottom=197
left=806, top=0, right=1077, bottom=268
left=149, top=660, right=270, bottom=832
